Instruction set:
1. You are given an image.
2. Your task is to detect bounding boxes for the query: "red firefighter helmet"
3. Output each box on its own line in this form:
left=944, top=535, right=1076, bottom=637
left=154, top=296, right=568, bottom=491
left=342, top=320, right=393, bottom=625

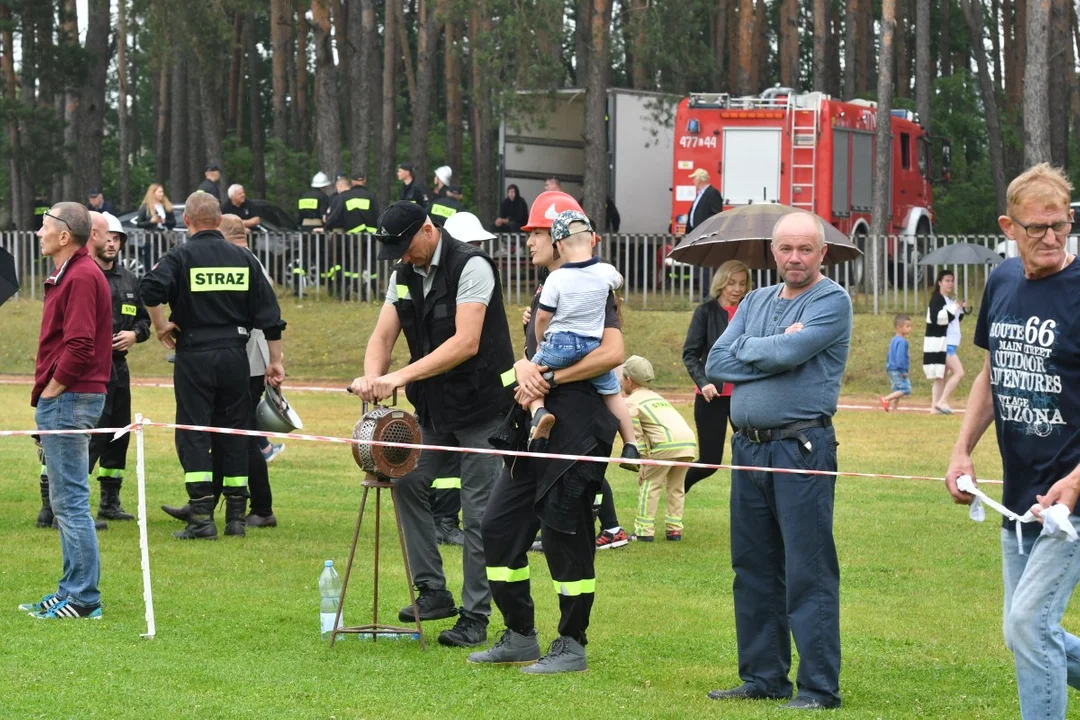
left=521, top=191, right=584, bottom=232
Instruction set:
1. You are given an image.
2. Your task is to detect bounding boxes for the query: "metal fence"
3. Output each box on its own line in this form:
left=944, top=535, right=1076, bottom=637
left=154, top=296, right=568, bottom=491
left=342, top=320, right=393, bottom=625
left=1, top=229, right=1021, bottom=314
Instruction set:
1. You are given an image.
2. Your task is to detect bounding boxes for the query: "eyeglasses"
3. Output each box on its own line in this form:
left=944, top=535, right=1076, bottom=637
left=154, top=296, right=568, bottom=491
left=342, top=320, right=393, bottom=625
left=1009, top=215, right=1073, bottom=239
left=43, top=212, right=72, bottom=233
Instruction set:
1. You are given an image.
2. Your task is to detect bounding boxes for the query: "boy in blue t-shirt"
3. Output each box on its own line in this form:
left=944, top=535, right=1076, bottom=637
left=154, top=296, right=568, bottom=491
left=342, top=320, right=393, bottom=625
left=881, top=314, right=912, bottom=412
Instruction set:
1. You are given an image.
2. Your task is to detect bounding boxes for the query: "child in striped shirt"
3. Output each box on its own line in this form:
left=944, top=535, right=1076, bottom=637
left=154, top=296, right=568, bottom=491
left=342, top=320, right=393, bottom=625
left=622, top=355, right=698, bottom=542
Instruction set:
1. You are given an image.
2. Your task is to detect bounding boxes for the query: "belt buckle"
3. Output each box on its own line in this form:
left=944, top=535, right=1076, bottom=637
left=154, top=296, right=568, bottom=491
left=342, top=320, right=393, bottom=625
left=746, top=428, right=761, bottom=443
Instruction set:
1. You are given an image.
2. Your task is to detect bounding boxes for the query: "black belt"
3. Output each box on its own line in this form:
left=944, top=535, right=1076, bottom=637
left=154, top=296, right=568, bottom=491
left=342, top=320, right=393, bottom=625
left=735, top=417, right=832, bottom=447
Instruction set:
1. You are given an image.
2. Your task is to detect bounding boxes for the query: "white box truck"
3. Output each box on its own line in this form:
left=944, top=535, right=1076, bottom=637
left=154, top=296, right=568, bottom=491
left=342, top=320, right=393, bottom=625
left=499, top=88, right=677, bottom=234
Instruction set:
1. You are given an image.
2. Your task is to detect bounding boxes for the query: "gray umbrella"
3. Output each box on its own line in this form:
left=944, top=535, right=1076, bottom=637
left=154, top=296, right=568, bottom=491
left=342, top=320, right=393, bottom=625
left=918, top=242, right=1003, bottom=266
left=667, top=202, right=861, bottom=269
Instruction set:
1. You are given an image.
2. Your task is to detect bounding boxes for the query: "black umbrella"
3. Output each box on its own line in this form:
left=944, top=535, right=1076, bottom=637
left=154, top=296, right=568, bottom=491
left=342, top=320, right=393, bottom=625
left=668, top=203, right=862, bottom=269
left=0, top=247, right=18, bottom=307
left=918, top=242, right=1002, bottom=266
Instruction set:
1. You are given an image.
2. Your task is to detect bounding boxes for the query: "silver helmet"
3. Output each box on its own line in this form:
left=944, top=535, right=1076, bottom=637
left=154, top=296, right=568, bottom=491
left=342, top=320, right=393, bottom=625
left=255, top=385, right=303, bottom=433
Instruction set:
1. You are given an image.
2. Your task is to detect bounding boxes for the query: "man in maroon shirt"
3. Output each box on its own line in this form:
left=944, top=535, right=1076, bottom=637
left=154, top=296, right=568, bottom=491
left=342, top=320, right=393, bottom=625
left=19, top=202, right=113, bottom=621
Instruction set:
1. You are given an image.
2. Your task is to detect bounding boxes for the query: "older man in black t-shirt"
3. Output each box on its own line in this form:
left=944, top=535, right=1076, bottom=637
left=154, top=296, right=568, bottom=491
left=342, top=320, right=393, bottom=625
left=946, top=163, right=1080, bottom=720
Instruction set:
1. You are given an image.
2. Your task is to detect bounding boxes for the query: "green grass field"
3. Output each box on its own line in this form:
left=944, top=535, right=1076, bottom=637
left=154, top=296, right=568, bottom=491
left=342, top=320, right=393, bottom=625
left=0, top=375, right=1058, bottom=719
left=0, top=295, right=985, bottom=403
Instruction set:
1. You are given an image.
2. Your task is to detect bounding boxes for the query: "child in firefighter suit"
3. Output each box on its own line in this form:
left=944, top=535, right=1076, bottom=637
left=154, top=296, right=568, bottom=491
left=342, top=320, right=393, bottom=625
left=622, top=355, right=698, bottom=542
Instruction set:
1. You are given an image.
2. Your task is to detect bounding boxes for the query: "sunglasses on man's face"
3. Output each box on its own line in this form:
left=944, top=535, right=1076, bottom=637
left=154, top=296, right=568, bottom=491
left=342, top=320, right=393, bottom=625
left=43, top=212, right=72, bottom=234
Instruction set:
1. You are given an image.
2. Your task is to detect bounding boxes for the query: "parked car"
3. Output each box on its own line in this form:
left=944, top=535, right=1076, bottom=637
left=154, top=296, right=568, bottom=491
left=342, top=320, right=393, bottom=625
left=115, top=199, right=296, bottom=278
left=994, top=201, right=1080, bottom=258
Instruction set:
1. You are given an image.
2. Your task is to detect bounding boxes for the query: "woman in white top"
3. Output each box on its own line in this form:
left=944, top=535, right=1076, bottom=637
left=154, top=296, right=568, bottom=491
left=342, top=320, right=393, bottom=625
left=924, top=270, right=967, bottom=414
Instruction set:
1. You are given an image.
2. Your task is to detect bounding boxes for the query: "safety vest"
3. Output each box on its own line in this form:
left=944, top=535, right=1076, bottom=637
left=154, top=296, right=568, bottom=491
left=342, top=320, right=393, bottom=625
left=426, top=197, right=464, bottom=227
left=393, top=236, right=515, bottom=431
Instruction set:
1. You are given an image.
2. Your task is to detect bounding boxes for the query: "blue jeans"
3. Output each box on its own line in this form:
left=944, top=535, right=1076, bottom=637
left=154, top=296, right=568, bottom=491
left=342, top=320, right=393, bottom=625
left=887, top=370, right=911, bottom=395
left=729, top=425, right=841, bottom=705
left=35, top=392, right=106, bottom=607
left=532, top=331, right=620, bottom=395
left=1001, top=523, right=1080, bottom=719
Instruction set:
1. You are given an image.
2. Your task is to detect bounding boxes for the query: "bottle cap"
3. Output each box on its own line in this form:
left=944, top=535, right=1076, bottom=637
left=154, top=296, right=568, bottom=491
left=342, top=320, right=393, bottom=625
left=325, top=560, right=333, bottom=567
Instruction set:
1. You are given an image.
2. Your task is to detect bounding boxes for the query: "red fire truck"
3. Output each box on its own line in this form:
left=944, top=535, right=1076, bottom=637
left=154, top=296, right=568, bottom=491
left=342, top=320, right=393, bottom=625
left=670, top=88, right=948, bottom=280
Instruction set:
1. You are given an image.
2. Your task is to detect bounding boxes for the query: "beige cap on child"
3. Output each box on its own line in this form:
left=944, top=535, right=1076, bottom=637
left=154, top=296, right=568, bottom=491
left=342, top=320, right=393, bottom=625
left=623, top=355, right=655, bottom=385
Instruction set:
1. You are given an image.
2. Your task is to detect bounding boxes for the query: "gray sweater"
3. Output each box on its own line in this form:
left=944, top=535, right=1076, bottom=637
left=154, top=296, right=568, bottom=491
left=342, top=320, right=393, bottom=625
left=705, top=277, right=852, bottom=429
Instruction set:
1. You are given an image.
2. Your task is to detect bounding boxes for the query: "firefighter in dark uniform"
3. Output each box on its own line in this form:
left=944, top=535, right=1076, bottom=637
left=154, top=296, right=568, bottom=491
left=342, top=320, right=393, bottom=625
left=426, top=186, right=465, bottom=228
left=468, top=191, right=621, bottom=674
left=32, top=195, right=51, bottom=231
left=324, top=172, right=380, bottom=299
left=87, top=212, right=151, bottom=522
left=139, top=192, right=286, bottom=540
left=350, top=201, right=515, bottom=649
left=397, top=162, right=429, bottom=205
left=297, top=172, right=332, bottom=230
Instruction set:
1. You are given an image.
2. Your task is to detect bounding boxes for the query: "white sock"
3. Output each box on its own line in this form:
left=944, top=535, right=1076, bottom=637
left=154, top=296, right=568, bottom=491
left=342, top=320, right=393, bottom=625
left=606, top=526, right=621, bottom=534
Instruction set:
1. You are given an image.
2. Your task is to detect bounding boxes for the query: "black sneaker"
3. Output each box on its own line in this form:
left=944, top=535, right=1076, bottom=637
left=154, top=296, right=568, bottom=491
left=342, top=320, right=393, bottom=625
left=707, top=683, right=791, bottom=701
left=438, top=613, right=488, bottom=647
left=436, top=518, right=465, bottom=546
left=398, top=588, right=458, bottom=623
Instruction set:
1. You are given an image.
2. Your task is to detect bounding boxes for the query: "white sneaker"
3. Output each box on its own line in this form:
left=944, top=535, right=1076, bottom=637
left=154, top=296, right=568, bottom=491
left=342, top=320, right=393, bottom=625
left=262, top=443, right=286, bottom=463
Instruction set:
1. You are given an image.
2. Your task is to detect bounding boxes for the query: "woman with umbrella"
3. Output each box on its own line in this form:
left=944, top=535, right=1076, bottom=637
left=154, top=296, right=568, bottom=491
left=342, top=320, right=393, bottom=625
left=922, top=269, right=966, bottom=414
left=682, top=260, right=750, bottom=493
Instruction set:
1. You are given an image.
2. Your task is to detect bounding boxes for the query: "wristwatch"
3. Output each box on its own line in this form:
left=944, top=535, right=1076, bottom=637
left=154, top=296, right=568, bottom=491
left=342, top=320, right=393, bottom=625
left=541, top=369, right=558, bottom=388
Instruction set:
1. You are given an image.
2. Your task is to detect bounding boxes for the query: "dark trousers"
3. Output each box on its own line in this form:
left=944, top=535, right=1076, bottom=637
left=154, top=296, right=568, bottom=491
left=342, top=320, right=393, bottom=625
left=430, top=452, right=462, bottom=522
left=684, top=394, right=731, bottom=492
left=482, top=464, right=597, bottom=645
left=87, top=359, right=132, bottom=483
left=729, top=425, right=841, bottom=705
left=209, top=376, right=272, bottom=514
left=597, top=478, right=619, bottom=530
left=174, top=347, right=250, bottom=501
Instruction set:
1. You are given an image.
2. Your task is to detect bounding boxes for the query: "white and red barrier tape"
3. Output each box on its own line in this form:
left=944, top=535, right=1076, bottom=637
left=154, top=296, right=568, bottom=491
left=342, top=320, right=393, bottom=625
left=6, top=417, right=1002, bottom=485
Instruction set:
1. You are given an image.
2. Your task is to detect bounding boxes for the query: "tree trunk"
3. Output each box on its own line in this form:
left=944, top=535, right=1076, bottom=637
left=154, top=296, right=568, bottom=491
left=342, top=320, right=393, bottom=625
left=915, top=0, right=931, bottom=132
left=813, top=0, right=828, bottom=91
left=350, top=0, right=377, bottom=179
left=843, top=0, right=857, bottom=99
left=379, top=0, right=399, bottom=204
left=858, top=0, right=873, bottom=94
left=271, top=0, right=290, bottom=144
left=779, top=0, right=799, bottom=88
left=828, top=3, right=843, bottom=96
left=1, top=2, right=22, bottom=227
left=155, top=61, right=170, bottom=191
left=227, top=13, right=243, bottom=134
left=728, top=0, right=739, bottom=90
left=584, top=0, right=613, bottom=228
left=754, top=0, right=768, bottom=92
left=714, top=0, right=729, bottom=91
left=199, top=73, right=226, bottom=194
left=312, top=0, right=342, bottom=178
left=576, top=0, right=591, bottom=86
left=1014, top=0, right=1027, bottom=107
left=1024, top=0, right=1052, bottom=165
left=939, top=0, right=952, bottom=76
left=895, top=0, right=909, bottom=97
left=169, top=55, right=188, bottom=199
left=444, top=4, right=464, bottom=175
left=187, top=67, right=204, bottom=197
left=469, top=4, right=495, bottom=223
left=75, top=0, right=111, bottom=197
left=1048, top=0, right=1070, bottom=167
left=60, top=0, right=78, bottom=199
left=333, top=0, right=351, bottom=131
left=959, top=0, right=1007, bottom=212
left=869, top=0, right=895, bottom=292
left=117, top=0, right=130, bottom=209
left=129, top=30, right=141, bottom=161
left=244, top=13, right=266, bottom=197
left=991, top=0, right=1002, bottom=93
left=296, top=17, right=310, bottom=152
left=397, top=1, right=418, bottom=110
left=735, top=0, right=756, bottom=95
left=410, top=0, right=440, bottom=183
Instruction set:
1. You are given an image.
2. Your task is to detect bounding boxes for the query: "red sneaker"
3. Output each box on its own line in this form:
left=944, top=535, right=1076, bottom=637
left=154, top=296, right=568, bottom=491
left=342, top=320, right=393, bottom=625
left=596, top=528, right=629, bottom=550
left=879, top=396, right=891, bottom=412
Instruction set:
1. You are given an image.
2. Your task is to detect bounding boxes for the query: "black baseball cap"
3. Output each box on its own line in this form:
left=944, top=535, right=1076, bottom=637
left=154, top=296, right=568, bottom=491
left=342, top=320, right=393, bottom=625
left=375, top=201, right=428, bottom=261
left=398, top=162, right=414, bottom=173
left=205, top=164, right=220, bottom=172
left=87, top=187, right=101, bottom=197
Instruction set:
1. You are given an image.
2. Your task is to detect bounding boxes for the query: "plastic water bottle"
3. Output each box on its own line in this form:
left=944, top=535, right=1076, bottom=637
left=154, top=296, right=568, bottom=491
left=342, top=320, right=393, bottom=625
left=358, top=631, right=420, bottom=642
left=319, top=560, right=343, bottom=639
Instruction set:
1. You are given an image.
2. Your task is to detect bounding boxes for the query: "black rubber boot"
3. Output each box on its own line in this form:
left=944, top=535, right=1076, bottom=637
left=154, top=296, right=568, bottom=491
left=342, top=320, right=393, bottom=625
left=98, top=479, right=135, bottom=521
left=161, top=502, right=191, bottom=522
left=224, top=495, right=247, bottom=537
left=173, top=495, right=218, bottom=540
left=36, top=478, right=54, bottom=528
